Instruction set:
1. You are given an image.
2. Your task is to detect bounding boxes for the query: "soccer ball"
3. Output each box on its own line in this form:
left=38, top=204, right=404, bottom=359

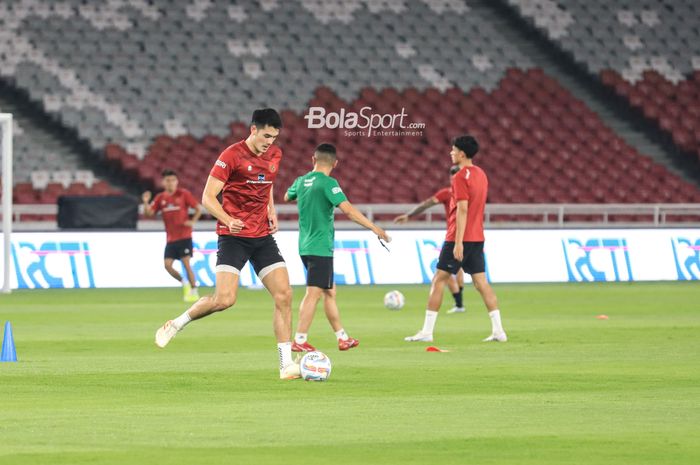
left=384, top=290, right=405, bottom=310
left=300, top=351, right=332, bottom=381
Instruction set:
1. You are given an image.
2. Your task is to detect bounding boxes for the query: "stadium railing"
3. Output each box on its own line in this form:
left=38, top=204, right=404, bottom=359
left=4, top=203, right=700, bottom=230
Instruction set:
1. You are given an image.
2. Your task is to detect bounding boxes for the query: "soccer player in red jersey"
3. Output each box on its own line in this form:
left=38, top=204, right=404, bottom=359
left=405, top=136, right=507, bottom=343
left=155, top=109, right=302, bottom=379
left=394, top=165, right=466, bottom=313
left=142, top=169, right=202, bottom=302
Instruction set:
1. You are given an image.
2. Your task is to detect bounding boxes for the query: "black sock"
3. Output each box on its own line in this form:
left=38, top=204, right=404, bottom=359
left=453, top=288, right=463, bottom=307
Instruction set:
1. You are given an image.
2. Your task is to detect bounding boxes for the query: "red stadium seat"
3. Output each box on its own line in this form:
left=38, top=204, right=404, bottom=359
left=598, top=70, right=700, bottom=164
left=15, top=68, right=688, bottom=215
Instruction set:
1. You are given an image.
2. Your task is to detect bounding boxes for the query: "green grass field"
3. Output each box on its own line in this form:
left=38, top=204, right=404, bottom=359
left=1, top=282, right=699, bottom=465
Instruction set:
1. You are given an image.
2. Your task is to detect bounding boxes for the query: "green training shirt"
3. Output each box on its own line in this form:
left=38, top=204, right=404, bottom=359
left=286, top=171, right=348, bottom=257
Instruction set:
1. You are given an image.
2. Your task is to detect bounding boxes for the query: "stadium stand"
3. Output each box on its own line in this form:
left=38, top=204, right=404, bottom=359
left=1, top=0, right=699, bottom=217
left=0, top=101, right=84, bottom=185
left=0, top=95, right=120, bottom=211
left=505, top=0, right=700, bottom=164
left=99, top=68, right=700, bottom=207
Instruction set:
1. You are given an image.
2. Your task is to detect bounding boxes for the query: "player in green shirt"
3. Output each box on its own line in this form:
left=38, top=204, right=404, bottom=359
left=284, top=143, right=391, bottom=351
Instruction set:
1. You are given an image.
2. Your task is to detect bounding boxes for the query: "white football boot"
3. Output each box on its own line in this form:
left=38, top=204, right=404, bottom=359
left=482, top=331, right=508, bottom=342
left=404, top=331, right=433, bottom=342
left=447, top=306, right=466, bottom=314
left=279, top=362, right=301, bottom=380
left=155, top=320, right=179, bottom=348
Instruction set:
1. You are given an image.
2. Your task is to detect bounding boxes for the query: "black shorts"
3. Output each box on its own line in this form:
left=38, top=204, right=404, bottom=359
left=301, top=255, right=334, bottom=289
left=215, top=234, right=286, bottom=279
left=164, top=238, right=193, bottom=260
left=436, top=241, right=486, bottom=275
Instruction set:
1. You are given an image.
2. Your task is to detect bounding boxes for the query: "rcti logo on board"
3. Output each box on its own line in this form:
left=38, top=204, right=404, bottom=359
left=333, top=240, right=374, bottom=285
left=185, top=240, right=266, bottom=287
left=184, top=240, right=217, bottom=287
left=562, top=238, right=633, bottom=282
left=11, top=241, right=95, bottom=289
left=670, top=238, right=700, bottom=280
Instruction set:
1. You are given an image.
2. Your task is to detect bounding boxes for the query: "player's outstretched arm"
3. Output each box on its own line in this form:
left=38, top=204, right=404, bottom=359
left=141, top=191, right=155, bottom=217
left=202, top=175, right=244, bottom=233
left=338, top=201, right=391, bottom=242
left=393, top=197, right=438, bottom=223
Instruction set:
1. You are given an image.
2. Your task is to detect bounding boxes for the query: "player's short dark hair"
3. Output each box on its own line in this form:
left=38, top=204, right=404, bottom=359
left=251, top=108, right=282, bottom=129
left=162, top=169, right=177, bottom=178
left=453, top=135, right=479, bottom=158
left=314, top=143, right=337, bottom=165
left=449, top=165, right=460, bottom=175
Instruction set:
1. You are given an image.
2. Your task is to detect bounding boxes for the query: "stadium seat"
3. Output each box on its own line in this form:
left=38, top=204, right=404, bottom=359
left=508, top=0, right=700, bottom=162
left=4, top=0, right=699, bottom=218
left=51, top=170, right=73, bottom=189
left=30, top=171, right=50, bottom=190
left=74, top=170, right=96, bottom=188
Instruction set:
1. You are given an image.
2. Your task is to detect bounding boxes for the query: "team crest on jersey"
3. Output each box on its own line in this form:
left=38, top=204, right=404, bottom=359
left=270, top=164, right=276, bottom=172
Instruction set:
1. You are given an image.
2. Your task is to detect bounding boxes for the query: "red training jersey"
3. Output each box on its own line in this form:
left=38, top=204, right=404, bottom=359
left=433, top=187, right=451, bottom=224
left=151, top=188, right=199, bottom=243
left=209, top=140, right=282, bottom=238
left=445, top=165, right=488, bottom=242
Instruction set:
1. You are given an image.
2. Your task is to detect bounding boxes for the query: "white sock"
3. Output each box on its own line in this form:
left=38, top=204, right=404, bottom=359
left=335, top=329, right=349, bottom=341
left=294, top=333, right=307, bottom=344
left=489, top=310, right=504, bottom=334
left=421, top=310, right=438, bottom=335
left=172, top=311, right=191, bottom=331
left=278, top=342, right=293, bottom=371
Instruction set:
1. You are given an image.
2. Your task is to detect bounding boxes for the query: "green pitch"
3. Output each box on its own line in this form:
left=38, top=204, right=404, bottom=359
left=1, top=283, right=699, bottom=465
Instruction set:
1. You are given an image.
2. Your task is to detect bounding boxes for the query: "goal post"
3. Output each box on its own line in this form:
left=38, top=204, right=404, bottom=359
left=1, top=113, right=12, bottom=294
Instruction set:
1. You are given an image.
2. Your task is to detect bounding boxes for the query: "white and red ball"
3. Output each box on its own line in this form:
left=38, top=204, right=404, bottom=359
left=384, top=290, right=405, bottom=310
left=300, top=351, right=332, bottom=381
